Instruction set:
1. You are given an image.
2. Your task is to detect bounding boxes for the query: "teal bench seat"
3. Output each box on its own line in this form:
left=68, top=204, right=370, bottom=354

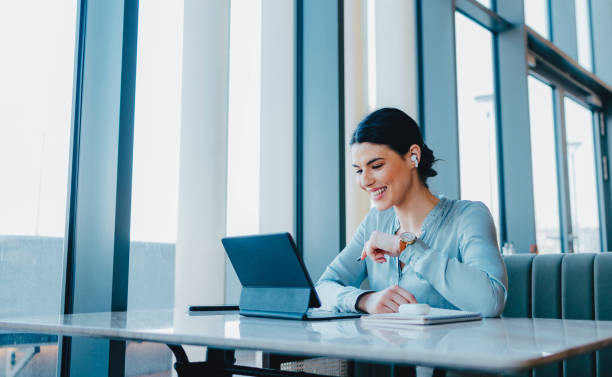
left=503, top=253, right=612, bottom=377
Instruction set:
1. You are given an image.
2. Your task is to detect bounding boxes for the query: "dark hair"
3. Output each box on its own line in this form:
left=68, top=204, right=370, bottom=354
left=350, top=108, right=437, bottom=186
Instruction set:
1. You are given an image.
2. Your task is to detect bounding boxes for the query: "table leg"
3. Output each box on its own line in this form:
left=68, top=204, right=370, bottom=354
left=168, top=345, right=328, bottom=377
left=432, top=368, right=447, bottom=377
left=393, top=365, right=416, bottom=377
left=206, top=348, right=236, bottom=377
left=168, top=345, right=235, bottom=377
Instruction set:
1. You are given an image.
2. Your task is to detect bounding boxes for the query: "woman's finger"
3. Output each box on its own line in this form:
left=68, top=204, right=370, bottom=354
left=358, top=249, right=366, bottom=261
left=393, top=286, right=417, bottom=303
left=366, top=244, right=386, bottom=262
left=373, top=250, right=388, bottom=263
left=364, top=241, right=375, bottom=259
left=375, top=248, right=390, bottom=255
left=390, top=293, right=410, bottom=306
left=381, top=301, right=398, bottom=313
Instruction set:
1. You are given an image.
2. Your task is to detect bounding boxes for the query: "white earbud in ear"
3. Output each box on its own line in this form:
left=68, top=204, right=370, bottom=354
left=411, top=154, right=419, bottom=168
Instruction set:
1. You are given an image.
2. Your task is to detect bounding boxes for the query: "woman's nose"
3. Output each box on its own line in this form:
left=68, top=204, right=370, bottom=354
left=361, top=170, right=374, bottom=188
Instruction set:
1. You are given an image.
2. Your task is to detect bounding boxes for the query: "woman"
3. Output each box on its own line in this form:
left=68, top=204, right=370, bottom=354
left=316, top=108, right=507, bottom=317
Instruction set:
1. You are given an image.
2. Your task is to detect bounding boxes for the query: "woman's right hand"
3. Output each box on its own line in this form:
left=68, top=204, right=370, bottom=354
left=357, top=285, right=417, bottom=313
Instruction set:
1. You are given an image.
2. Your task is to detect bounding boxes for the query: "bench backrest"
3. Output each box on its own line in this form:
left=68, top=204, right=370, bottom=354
left=502, top=253, right=612, bottom=377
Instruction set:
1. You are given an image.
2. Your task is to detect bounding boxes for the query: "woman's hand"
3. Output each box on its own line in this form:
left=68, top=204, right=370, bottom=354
left=357, top=285, right=417, bottom=313
left=359, top=231, right=401, bottom=262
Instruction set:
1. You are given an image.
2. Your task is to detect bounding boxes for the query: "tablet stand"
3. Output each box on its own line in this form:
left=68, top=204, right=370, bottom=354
left=239, top=286, right=318, bottom=320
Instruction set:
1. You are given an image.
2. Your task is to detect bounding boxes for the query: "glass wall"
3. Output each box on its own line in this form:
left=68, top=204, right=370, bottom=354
left=524, top=0, right=550, bottom=39
left=475, top=0, right=492, bottom=9
left=224, top=0, right=262, bottom=306
left=0, top=1, right=77, bottom=376
left=575, top=0, right=593, bottom=70
left=454, top=12, right=501, bottom=239
left=126, top=0, right=184, bottom=375
left=226, top=0, right=262, bottom=238
left=527, top=76, right=562, bottom=253
left=564, top=97, right=601, bottom=252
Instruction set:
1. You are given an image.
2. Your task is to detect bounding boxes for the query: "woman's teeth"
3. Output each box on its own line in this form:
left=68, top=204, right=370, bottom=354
left=372, top=187, right=386, bottom=197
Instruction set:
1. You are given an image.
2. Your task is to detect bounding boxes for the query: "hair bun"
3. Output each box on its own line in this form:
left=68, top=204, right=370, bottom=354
left=418, top=143, right=438, bottom=179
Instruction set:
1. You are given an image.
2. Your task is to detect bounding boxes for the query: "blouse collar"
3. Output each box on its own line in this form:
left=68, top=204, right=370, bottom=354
left=392, top=196, right=449, bottom=240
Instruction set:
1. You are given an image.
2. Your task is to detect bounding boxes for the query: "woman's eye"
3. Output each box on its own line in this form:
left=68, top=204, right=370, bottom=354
left=372, top=164, right=383, bottom=169
left=355, top=169, right=362, bottom=175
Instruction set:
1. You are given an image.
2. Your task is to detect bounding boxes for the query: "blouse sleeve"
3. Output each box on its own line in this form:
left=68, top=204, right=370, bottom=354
left=399, top=202, right=508, bottom=317
left=315, top=210, right=374, bottom=312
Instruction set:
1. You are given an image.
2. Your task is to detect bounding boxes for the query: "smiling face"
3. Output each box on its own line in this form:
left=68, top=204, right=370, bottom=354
left=351, top=142, right=418, bottom=211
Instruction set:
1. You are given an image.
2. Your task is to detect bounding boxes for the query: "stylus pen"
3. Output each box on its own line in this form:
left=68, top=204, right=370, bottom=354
left=187, top=305, right=239, bottom=312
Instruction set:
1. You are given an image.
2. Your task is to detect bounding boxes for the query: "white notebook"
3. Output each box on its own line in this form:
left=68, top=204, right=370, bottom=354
left=360, top=308, right=481, bottom=326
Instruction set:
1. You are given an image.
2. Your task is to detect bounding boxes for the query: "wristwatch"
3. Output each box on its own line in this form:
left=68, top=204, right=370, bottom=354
left=399, top=232, right=417, bottom=252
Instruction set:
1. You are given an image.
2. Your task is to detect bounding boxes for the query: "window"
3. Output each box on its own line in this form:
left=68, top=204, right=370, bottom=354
left=127, top=0, right=184, bottom=374
left=224, top=0, right=262, bottom=305
left=527, top=76, right=562, bottom=253
left=475, top=0, right=492, bottom=9
left=575, top=0, right=593, bottom=71
left=454, top=12, right=501, bottom=239
left=227, top=0, right=262, bottom=238
left=564, top=96, right=601, bottom=252
left=0, top=0, right=77, bottom=375
left=526, top=73, right=603, bottom=253
left=524, top=0, right=550, bottom=39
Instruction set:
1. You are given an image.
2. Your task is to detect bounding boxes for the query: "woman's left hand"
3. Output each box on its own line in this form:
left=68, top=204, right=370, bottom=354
left=359, top=231, right=401, bottom=263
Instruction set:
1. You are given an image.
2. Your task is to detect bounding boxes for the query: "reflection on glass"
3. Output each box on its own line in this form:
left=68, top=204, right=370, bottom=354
left=564, top=97, right=600, bottom=252
left=0, top=1, right=77, bottom=375
left=455, top=12, right=500, bottom=241
left=527, top=77, right=561, bottom=253
left=575, top=0, right=593, bottom=71
left=524, top=0, right=550, bottom=39
left=127, top=0, right=184, bottom=374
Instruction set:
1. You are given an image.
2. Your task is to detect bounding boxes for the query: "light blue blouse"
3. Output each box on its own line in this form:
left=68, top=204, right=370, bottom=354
left=315, top=197, right=508, bottom=317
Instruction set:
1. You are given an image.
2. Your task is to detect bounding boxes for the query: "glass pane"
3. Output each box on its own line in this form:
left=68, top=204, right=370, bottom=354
left=223, top=0, right=263, bottom=367
left=564, top=97, right=601, bottom=252
left=0, top=1, right=77, bottom=376
left=224, top=0, right=263, bottom=310
left=575, top=0, right=593, bottom=71
left=126, top=0, right=184, bottom=374
left=475, top=0, right=492, bottom=9
left=227, top=0, right=262, bottom=238
left=524, top=0, right=550, bottom=39
left=527, top=77, right=561, bottom=253
left=455, top=12, right=501, bottom=241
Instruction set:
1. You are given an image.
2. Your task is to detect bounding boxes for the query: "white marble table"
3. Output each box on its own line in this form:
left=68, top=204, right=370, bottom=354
left=1, top=309, right=612, bottom=374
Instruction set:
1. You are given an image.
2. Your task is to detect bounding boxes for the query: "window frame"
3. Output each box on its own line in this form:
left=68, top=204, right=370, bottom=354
left=453, top=9, right=504, bottom=243
left=528, top=56, right=606, bottom=252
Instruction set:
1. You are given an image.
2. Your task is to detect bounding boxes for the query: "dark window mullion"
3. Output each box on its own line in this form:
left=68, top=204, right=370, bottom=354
left=591, top=110, right=607, bottom=251
left=554, top=88, right=574, bottom=252
left=492, top=31, right=507, bottom=246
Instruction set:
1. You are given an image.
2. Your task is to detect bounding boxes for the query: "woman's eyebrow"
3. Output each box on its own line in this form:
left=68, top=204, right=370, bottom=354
left=352, top=157, right=383, bottom=168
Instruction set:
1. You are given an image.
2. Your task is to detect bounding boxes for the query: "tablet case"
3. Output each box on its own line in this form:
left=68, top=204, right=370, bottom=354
left=221, top=233, right=322, bottom=320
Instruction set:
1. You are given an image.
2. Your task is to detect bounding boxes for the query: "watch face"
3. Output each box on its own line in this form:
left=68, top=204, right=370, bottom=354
left=400, top=232, right=416, bottom=243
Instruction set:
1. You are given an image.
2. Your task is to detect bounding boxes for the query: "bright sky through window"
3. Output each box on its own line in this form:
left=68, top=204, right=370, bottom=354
left=455, top=12, right=500, bottom=241
left=0, top=1, right=76, bottom=237
left=524, top=0, right=550, bottom=39
left=226, top=0, right=262, bottom=237
left=130, top=0, right=184, bottom=243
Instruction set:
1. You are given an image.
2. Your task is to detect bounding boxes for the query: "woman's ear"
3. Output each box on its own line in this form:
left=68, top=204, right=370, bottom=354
left=408, top=144, right=421, bottom=164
